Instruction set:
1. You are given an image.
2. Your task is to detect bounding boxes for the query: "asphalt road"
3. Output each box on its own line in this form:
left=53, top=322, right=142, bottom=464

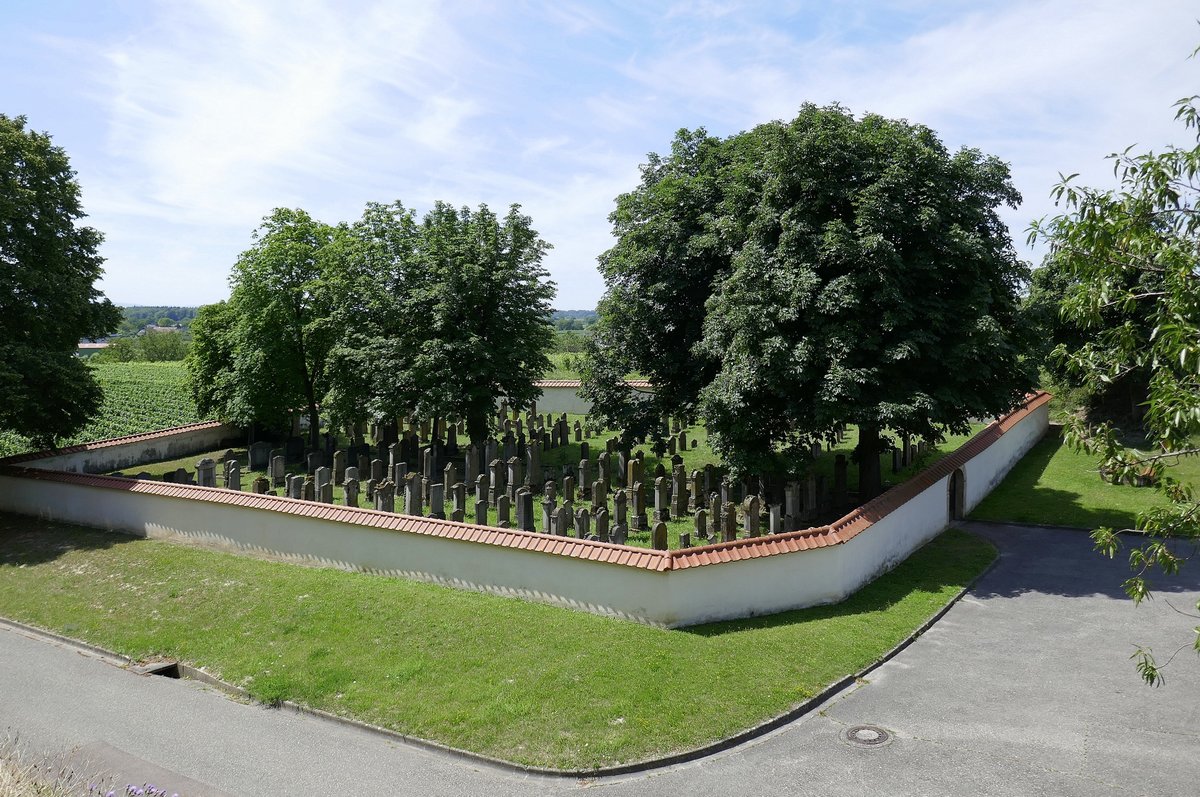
left=2, top=521, right=1197, bottom=796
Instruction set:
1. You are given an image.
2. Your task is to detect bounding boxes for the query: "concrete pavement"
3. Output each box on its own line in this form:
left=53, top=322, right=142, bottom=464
left=2, top=521, right=1197, bottom=796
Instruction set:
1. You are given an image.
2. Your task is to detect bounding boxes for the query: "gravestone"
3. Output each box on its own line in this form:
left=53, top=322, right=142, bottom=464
left=592, top=506, right=609, bottom=544
left=563, top=475, right=576, bottom=504
left=307, top=451, right=324, bottom=474
left=393, top=462, right=408, bottom=486
left=680, top=532, right=691, bottom=549
left=404, top=473, right=422, bottom=516
left=249, top=441, right=272, bottom=471
left=174, top=467, right=191, bottom=485
left=345, top=478, right=360, bottom=507
left=768, top=504, right=782, bottom=534
left=651, top=522, right=668, bottom=551
left=574, top=507, right=590, bottom=539
left=497, top=494, right=511, bottom=526
left=314, top=466, right=331, bottom=490
left=374, top=480, right=395, bottom=512
left=694, top=509, right=709, bottom=542
left=252, top=476, right=270, bottom=494
left=672, top=466, right=688, bottom=517
left=429, top=483, right=445, bottom=520
left=506, top=457, right=523, bottom=501
left=227, top=461, right=242, bottom=491
left=302, top=476, right=316, bottom=502
left=333, top=450, right=346, bottom=485
left=743, top=495, right=760, bottom=537
left=578, top=459, right=591, bottom=499
left=541, top=496, right=555, bottom=533
left=722, top=502, right=737, bottom=542
left=518, top=490, right=535, bottom=532
left=475, top=474, right=489, bottom=512
left=319, top=482, right=333, bottom=504
left=592, top=479, right=606, bottom=512
left=271, top=456, right=286, bottom=487
left=370, top=458, right=384, bottom=483
left=475, top=499, right=488, bottom=524
left=653, top=477, right=670, bottom=523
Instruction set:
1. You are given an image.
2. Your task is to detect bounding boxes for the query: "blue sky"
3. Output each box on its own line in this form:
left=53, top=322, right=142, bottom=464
left=4, top=1, right=1198, bottom=309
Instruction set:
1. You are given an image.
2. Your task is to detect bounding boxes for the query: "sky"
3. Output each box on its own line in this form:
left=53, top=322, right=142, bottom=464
left=3, top=0, right=1199, bottom=310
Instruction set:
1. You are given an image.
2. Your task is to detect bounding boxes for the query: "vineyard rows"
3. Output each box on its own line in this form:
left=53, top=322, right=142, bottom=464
left=0, top=362, right=215, bottom=458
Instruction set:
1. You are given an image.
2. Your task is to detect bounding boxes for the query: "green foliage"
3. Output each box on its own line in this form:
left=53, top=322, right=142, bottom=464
left=0, top=362, right=214, bottom=457
left=1030, top=89, right=1200, bottom=685
left=187, top=210, right=338, bottom=446
left=323, top=201, right=555, bottom=443
left=92, top=330, right=188, bottom=363
left=586, top=105, right=1036, bottom=495
left=0, top=114, right=120, bottom=447
left=116, top=306, right=197, bottom=336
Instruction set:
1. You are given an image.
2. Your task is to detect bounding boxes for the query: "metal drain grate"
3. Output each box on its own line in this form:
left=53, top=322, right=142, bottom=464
left=845, top=725, right=892, bottom=747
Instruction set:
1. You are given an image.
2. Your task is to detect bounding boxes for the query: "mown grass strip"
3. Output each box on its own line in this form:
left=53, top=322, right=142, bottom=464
left=968, top=435, right=1196, bottom=530
left=0, top=514, right=993, bottom=769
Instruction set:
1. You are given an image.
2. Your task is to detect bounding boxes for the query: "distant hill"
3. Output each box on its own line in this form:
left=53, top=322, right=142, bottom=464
left=551, top=310, right=597, bottom=331
left=116, top=306, right=199, bottom=337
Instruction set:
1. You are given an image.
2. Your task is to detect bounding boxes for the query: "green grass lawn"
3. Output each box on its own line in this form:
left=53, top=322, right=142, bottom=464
left=968, top=433, right=1200, bottom=529
left=0, top=513, right=995, bottom=769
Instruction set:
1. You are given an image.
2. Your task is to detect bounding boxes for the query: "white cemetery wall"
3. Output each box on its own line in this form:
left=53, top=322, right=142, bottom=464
left=3, top=421, right=241, bottom=475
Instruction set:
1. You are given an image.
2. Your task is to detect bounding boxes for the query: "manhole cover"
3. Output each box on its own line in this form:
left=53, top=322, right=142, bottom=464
left=844, top=724, right=892, bottom=747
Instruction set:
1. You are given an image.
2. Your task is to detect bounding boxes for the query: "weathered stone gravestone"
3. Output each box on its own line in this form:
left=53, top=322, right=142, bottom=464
left=249, top=441, right=272, bottom=471
left=302, top=476, right=316, bottom=502
left=429, top=483, right=446, bottom=520
left=743, top=495, right=760, bottom=537
left=270, top=456, right=286, bottom=487
left=518, top=490, right=535, bottom=532
left=404, top=473, right=422, bottom=516
left=651, top=522, right=668, bottom=551
left=497, top=494, right=511, bottom=527
left=319, top=482, right=334, bottom=504
left=595, top=507, right=610, bottom=542
left=574, top=507, right=590, bottom=539
left=375, top=480, right=395, bottom=512
left=252, top=476, right=270, bottom=494
left=345, top=478, right=360, bottom=507
left=333, top=450, right=347, bottom=485
left=307, top=451, right=324, bottom=474
left=227, top=461, right=242, bottom=491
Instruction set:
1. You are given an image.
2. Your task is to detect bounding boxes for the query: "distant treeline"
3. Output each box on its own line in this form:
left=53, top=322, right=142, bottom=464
left=114, top=306, right=199, bottom=337
left=552, top=310, right=597, bottom=331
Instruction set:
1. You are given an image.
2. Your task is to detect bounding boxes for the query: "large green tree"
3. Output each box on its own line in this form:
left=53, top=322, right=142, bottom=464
left=0, top=114, right=120, bottom=448
left=187, top=208, right=337, bottom=448
left=584, top=104, right=1036, bottom=497
left=323, top=201, right=555, bottom=445
left=1031, top=92, right=1200, bottom=685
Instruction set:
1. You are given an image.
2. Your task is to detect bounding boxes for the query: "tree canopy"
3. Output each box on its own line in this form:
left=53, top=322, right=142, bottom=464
left=0, top=114, right=120, bottom=447
left=187, top=208, right=338, bottom=448
left=582, top=104, right=1036, bottom=497
left=1030, top=92, right=1200, bottom=685
left=323, top=201, right=554, bottom=444
left=190, top=200, right=555, bottom=448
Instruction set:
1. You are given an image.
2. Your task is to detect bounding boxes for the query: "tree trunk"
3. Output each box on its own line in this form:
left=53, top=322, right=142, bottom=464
left=857, top=422, right=883, bottom=501
left=306, top=400, right=320, bottom=452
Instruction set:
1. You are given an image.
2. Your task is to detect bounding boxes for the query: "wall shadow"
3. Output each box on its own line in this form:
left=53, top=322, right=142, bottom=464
left=0, top=511, right=140, bottom=568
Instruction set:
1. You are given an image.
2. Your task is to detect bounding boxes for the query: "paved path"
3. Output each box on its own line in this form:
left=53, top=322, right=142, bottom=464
left=2, top=522, right=1198, bottom=796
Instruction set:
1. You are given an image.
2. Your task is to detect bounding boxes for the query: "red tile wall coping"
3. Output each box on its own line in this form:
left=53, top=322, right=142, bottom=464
left=0, top=420, right=229, bottom=466
left=534, top=379, right=653, bottom=389
left=0, top=392, right=1050, bottom=573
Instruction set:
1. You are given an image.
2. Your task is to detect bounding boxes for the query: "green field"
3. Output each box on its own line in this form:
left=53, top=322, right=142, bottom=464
left=0, top=514, right=995, bottom=770
left=0, top=361, right=213, bottom=459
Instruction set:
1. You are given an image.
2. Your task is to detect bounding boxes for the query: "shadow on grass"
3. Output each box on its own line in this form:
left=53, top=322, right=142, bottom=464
left=0, top=512, right=139, bottom=567
left=969, top=437, right=1145, bottom=530
left=683, top=529, right=993, bottom=638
